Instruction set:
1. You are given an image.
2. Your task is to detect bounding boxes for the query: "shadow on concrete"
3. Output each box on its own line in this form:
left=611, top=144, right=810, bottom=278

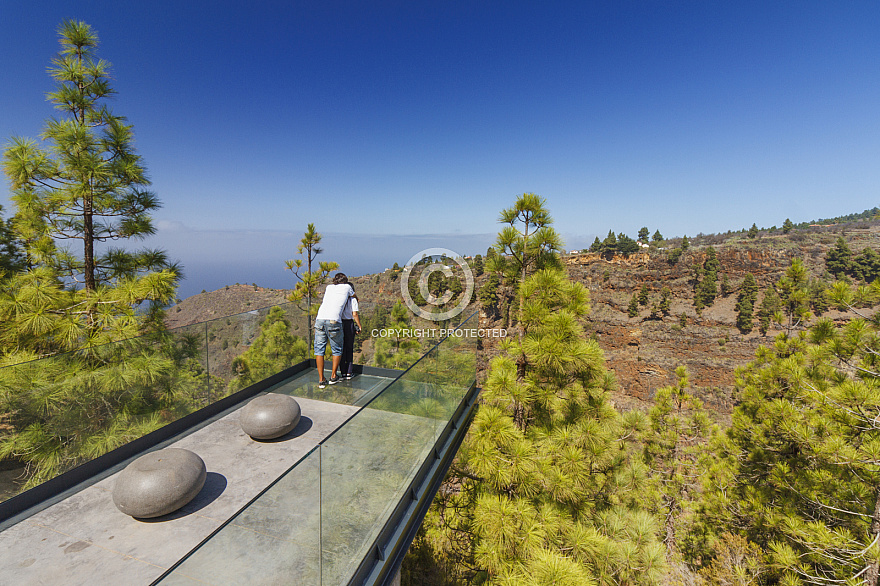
left=138, top=472, right=227, bottom=523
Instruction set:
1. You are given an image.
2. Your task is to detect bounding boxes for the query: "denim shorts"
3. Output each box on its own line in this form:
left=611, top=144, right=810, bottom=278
left=314, top=319, right=343, bottom=356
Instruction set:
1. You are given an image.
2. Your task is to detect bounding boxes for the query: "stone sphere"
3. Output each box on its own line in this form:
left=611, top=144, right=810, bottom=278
left=113, top=448, right=206, bottom=518
left=240, top=394, right=301, bottom=440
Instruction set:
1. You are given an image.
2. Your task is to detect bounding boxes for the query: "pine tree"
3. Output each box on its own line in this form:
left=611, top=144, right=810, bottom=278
left=493, top=193, right=563, bottom=377
left=782, top=218, right=794, bottom=234
left=589, top=236, right=602, bottom=252
left=3, top=20, right=177, bottom=293
left=285, top=223, right=338, bottom=348
left=747, top=224, right=758, bottom=239
left=0, top=204, right=25, bottom=275
left=853, top=248, right=880, bottom=283
left=719, top=273, right=731, bottom=297
left=701, top=317, right=880, bottom=584
left=652, top=229, right=664, bottom=243
left=808, top=276, right=830, bottom=315
left=355, top=303, right=388, bottom=354
left=638, top=226, right=650, bottom=243
left=825, top=236, right=853, bottom=278
left=703, top=246, right=720, bottom=276
left=0, top=299, right=206, bottom=488
left=741, top=273, right=759, bottom=303
left=735, top=273, right=758, bottom=333
left=473, top=254, right=484, bottom=277
left=692, top=248, right=720, bottom=309
left=757, top=288, right=781, bottom=335
left=0, top=21, right=202, bottom=492
left=694, top=295, right=705, bottom=315
left=629, top=293, right=640, bottom=317
left=493, top=193, right=562, bottom=288
left=601, top=230, right=618, bottom=259
left=698, top=272, right=717, bottom=308
left=777, top=259, right=812, bottom=334
left=372, top=301, right=420, bottom=369
left=617, top=233, right=640, bottom=257
left=639, top=283, right=650, bottom=306
left=659, top=286, right=672, bottom=316
left=440, top=268, right=664, bottom=584
left=422, top=199, right=664, bottom=584
left=680, top=235, right=690, bottom=251
left=2, top=21, right=178, bottom=356
left=478, top=273, right=500, bottom=309
left=735, top=297, right=754, bottom=333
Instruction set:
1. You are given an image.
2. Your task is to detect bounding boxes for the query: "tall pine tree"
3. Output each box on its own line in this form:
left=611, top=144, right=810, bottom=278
left=2, top=20, right=178, bottom=350
left=285, top=223, right=338, bottom=348
left=422, top=197, right=664, bottom=585
left=3, top=20, right=177, bottom=294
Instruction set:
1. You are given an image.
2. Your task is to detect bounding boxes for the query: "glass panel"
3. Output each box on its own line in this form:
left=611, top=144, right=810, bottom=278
left=0, top=325, right=213, bottom=497
left=156, top=447, right=322, bottom=586
left=212, top=303, right=310, bottom=398
left=0, top=302, right=311, bottom=504
left=159, top=321, right=211, bottom=409
left=431, top=315, right=479, bottom=423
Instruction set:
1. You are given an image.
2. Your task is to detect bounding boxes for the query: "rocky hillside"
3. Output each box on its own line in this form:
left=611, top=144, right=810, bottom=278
left=164, top=284, right=292, bottom=329
left=566, top=221, right=880, bottom=417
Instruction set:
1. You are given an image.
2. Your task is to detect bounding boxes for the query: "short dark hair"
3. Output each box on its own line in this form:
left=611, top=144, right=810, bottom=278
left=332, top=273, right=348, bottom=285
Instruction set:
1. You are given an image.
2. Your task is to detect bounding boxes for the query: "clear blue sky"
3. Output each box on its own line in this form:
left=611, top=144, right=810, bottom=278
left=2, top=2, right=879, bottom=297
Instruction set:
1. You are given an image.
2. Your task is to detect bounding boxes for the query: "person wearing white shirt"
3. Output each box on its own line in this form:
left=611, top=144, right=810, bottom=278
left=314, top=273, right=356, bottom=388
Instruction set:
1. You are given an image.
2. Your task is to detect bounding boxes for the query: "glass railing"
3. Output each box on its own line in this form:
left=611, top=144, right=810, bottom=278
left=156, top=312, right=478, bottom=586
left=0, top=302, right=310, bottom=501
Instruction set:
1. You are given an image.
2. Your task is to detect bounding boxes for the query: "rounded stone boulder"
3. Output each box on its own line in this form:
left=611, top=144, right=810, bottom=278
left=113, top=448, right=206, bottom=519
left=240, top=394, right=301, bottom=440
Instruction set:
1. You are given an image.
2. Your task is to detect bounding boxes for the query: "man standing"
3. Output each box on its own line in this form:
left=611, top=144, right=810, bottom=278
left=314, top=273, right=355, bottom=388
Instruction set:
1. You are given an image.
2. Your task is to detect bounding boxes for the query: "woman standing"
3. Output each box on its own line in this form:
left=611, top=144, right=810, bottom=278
left=339, top=284, right=362, bottom=380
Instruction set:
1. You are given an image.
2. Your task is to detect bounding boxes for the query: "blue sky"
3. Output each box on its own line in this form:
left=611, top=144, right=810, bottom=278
left=2, top=2, right=879, bottom=298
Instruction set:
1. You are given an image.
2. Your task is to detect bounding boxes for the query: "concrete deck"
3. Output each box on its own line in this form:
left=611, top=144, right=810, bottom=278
left=0, top=371, right=398, bottom=585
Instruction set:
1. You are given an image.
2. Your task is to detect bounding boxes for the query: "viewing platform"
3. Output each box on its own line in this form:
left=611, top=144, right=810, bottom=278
left=0, top=306, right=479, bottom=585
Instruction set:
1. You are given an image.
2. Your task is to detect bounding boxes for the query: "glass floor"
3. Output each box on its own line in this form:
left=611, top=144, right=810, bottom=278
left=267, top=369, right=395, bottom=407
